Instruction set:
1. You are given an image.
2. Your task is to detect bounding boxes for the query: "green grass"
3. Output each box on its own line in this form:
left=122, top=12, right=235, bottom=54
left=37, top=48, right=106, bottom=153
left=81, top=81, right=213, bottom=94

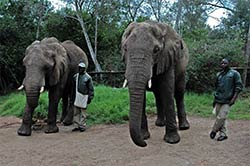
left=185, top=92, right=250, bottom=120
left=0, top=91, right=51, bottom=119
left=0, top=86, right=249, bottom=127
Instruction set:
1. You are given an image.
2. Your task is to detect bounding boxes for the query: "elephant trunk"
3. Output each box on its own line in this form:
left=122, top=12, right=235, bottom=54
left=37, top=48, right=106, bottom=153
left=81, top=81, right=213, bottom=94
left=25, top=88, right=40, bottom=109
left=23, top=73, right=45, bottom=109
left=126, top=51, right=152, bottom=147
left=128, top=77, right=148, bottom=147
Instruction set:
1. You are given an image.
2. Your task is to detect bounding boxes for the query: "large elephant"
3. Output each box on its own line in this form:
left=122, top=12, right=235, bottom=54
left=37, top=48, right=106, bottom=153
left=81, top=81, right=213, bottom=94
left=121, top=21, right=190, bottom=147
left=17, top=37, right=88, bottom=136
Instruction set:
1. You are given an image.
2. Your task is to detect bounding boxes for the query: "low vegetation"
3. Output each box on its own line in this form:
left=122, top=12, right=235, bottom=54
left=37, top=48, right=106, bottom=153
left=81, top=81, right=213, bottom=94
left=0, top=86, right=249, bottom=126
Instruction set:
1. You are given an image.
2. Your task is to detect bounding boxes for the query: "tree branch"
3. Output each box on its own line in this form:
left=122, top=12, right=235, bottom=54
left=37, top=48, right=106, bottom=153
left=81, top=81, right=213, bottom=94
left=64, top=14, right=78, bottom=21
left=200, top=2, right=235, bottom=13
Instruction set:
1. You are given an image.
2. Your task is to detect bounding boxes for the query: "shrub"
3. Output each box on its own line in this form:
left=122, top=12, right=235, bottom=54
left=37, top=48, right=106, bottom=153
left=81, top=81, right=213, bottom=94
left=186, top=38, right=244, bottom=93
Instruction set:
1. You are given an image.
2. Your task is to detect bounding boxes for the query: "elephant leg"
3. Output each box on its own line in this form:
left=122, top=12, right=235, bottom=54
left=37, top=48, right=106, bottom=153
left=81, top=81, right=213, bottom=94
left=17, top=104, right=34, bottom=136
left=61, top=94, right=74, bottom=126
left=63, top=104, right=74, bottom=126
left=161, top=70, right=180, bottom=144
left=63, top=81, right=74, bottom=125
left=153, top=91, right=166, bottom=127
left=153, top=79, right=166, bottom=127
left=60, top=94, right=68, bottom=122
left=141, top=93, right=150, bottom=140
left=175, top=74, right=190, bottom=130
left=163, top=94, right=180, bottom=144
left=45, top=88, right=60, bottom=134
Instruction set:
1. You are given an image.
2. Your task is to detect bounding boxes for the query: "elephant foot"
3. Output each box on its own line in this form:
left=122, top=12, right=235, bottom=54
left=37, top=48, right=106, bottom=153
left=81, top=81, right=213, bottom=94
left=164, top=129, right=180, bottom=144
left=155, top=118, right=166, bottom=127
left=179, top=119, right=190, bottom=130
left=17, top=123, right=32, bottom=136
left=142, top=130, right=150, bottom=140
left=44, top=124, right=59, bottom=134
left=63, top=121, right=73, bottom=126
left=62, top=116, right=73, bottom=126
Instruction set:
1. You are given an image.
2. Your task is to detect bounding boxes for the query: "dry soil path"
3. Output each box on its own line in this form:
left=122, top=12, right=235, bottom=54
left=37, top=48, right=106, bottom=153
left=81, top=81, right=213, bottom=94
left=0, top=116, right=249, bottom=166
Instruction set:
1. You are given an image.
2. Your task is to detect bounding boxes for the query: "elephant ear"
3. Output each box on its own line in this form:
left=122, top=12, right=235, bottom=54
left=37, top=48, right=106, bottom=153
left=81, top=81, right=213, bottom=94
left=155, top=23, right=185, bottom=75
left=42, top=40, right=68, bottom=86
left=50, top=44, right=68, bottom=86
left=121, top=22, right=137, bottom=62
left=173, top=39, right=187, bottom=62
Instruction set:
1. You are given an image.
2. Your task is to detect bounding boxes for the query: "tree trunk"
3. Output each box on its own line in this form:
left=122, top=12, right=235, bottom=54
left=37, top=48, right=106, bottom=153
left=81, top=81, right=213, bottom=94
left=76, top=14, right=102, bottom=72
left=36, top=17, right=41, bottom=40
left=94, top=17, right=98, bottom=57
left=174, top=0, right=182, bottom=34
left=242, top=24, right=250, bottom=87
left=94, top=0, right=98, bottom=56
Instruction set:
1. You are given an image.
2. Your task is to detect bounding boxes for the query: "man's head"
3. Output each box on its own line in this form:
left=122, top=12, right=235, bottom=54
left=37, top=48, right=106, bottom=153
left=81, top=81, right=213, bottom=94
left=78, top=62, right=86, bottom=74
left=220, top=58, right=230, bottom=70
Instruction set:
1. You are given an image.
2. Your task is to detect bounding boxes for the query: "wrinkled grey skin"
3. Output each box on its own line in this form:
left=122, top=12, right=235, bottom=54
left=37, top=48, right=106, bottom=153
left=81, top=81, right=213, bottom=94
left=17, top=37, right=88, bottom=136
left=121, top=21, right=190, bottom=147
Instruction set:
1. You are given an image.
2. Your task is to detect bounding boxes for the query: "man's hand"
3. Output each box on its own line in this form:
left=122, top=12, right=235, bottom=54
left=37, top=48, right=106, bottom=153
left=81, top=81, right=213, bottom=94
left=229, top=98, right=235, bottom=106
left=229, top=92, right=239, bottom=106
left=87, top=99, right=92, bottom=104
left=212, top=101, right=216, bottom=108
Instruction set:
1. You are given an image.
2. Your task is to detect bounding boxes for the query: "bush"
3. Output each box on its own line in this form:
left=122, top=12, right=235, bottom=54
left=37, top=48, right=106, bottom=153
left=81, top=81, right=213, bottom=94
left=186, top=38, right=244, bottom=93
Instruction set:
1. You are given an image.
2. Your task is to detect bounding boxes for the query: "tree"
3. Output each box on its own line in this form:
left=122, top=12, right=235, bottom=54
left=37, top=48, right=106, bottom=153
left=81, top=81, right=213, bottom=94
left=25, top=0, right=53, bottom=39
left=174, top=0, right=183, bottom=33
left=120, top=0, right=146, bottom=22
left=147, top=0, right=171, bottom=22
left=202, top=0, right=250, bottom=86
left=226, top=0, right=250, bottom=87
left=0, top=0, right=45, bottom=93
left=63, top=0, right=102, bottom=72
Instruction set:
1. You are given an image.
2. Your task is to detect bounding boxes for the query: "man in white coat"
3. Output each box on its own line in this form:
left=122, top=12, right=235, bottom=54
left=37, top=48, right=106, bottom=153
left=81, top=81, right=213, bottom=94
left=72, top=62, right=94, bottom=132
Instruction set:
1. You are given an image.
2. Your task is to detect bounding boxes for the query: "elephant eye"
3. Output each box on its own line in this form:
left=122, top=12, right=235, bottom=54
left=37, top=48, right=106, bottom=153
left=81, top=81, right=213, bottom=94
left=153, top=46, right=160, bottom=54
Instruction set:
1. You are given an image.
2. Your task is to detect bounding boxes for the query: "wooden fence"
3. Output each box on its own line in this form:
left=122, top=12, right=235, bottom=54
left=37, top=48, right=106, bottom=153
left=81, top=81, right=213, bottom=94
left=88, top=71, right=125, bottom=87
left=88, top=68, right=250, bottom=87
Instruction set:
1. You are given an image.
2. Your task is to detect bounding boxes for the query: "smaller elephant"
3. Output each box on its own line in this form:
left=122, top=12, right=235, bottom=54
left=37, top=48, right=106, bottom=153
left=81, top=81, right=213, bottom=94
left=121, top=21, right=190, bottom=147
left=17, top=37, right=88, bottom=136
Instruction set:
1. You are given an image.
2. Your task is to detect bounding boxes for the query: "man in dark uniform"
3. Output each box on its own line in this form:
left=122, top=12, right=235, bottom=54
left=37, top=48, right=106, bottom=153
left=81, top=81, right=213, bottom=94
left=210, top=58, right=243, bottom=141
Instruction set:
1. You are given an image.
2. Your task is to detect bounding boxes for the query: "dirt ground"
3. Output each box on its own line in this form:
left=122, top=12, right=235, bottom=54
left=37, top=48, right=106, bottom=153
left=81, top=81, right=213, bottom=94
left=0, top=116, right=249, bottom=166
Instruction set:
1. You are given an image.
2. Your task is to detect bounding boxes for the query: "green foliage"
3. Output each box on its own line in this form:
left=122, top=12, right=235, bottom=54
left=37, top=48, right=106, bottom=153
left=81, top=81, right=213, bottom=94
left=1, top=86, right=250, bottom=127
left=222, top=0, right=250, bottom=34
left=186, top=37, right=244, bottom=92
left=45, top=10, right=82, bottom=43
left=0, top=0, right=53, bottom=94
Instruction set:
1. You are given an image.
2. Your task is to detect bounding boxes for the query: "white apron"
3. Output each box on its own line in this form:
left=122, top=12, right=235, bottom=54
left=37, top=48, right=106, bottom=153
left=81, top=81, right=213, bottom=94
left=74, top=74, right=88, bottom=108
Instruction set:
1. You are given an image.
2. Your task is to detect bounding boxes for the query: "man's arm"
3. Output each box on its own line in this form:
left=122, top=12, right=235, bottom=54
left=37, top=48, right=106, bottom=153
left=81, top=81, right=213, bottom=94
left=213, top=73, right=219, bottom=107
left=229, top=71, right=243, bottom=106
left=87, top=77, right=94, bottom=104
left=229, top=92, right=239, bottom=106
left=70, top=74, right=77, bottom=104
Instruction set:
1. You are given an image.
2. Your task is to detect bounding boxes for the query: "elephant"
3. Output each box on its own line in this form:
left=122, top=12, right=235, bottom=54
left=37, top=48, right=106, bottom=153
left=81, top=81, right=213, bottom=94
left=17, top=37, right=88, bottom=136
left=121, top=20, right=190, bottom=147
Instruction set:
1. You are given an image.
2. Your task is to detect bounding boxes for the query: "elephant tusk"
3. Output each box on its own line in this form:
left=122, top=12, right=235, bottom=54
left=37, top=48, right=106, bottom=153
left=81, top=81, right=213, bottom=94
left=17, top=85, right=24, bottom=90
left=122, top=79, right=128, bottom=88
left=148, top=79, right=152, bottom=88
left=40, top=86, right=44, bottom=93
